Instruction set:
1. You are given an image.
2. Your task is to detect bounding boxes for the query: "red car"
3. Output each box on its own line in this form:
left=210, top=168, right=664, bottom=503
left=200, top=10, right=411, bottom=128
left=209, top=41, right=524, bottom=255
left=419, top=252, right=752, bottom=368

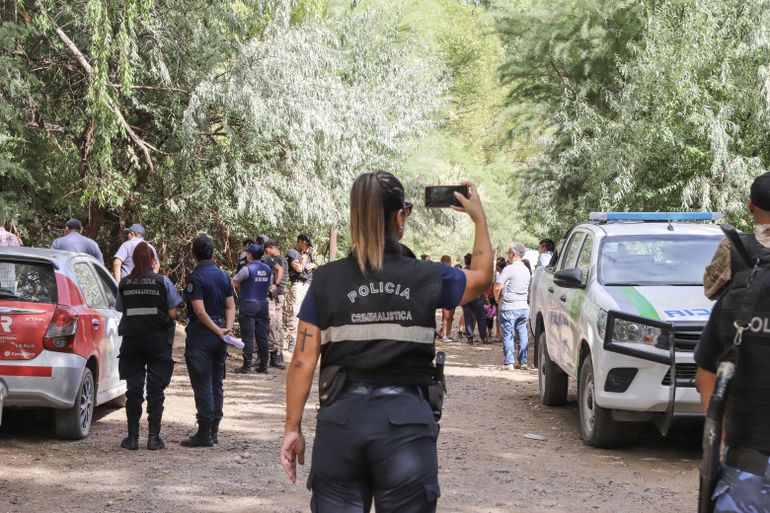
left=0, top=247, right=125, bottom=439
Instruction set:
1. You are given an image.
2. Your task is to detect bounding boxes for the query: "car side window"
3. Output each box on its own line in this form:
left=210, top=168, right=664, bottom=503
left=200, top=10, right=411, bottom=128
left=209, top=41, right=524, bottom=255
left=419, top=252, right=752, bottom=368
left=576, top=235, right=594, bottom=284
left=73, top=262, right=108, bottom=309
left=93, top=266, right=117, bottom=309
left=560, top=232, right=586, bottom=270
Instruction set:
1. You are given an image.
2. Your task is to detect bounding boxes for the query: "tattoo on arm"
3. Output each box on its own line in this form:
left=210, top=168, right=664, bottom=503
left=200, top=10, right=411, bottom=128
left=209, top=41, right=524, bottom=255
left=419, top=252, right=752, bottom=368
left=300, top=327, right=312, bottom=352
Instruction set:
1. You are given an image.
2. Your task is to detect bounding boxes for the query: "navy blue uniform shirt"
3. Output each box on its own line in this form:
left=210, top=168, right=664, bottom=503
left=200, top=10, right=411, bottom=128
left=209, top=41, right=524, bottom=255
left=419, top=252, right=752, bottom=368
left=185, top=261, right=233, bottom=323
left=233, top=260, right=272, bottom=301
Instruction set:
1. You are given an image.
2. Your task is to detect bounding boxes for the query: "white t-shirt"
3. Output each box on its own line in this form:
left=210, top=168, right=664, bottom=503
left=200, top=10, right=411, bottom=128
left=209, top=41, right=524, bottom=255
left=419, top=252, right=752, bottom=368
left=496, top=261, right=531, bottom=311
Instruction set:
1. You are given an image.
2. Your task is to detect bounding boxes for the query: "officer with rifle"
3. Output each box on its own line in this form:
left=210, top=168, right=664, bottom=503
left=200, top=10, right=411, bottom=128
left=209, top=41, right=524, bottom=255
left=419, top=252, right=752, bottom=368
left=279, top=171, right=493, bottom=513
left=695, top=172, right=770, bottom=513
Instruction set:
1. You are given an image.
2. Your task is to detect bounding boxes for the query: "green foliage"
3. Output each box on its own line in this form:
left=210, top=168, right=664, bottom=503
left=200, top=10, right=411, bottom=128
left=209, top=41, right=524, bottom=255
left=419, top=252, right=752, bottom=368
left=509, top=0, right=770, bottom=235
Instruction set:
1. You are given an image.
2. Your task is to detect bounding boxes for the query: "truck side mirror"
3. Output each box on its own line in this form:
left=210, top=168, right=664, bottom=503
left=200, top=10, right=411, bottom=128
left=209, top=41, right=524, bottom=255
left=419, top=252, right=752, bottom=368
left=554, top=268, right=584, bottom=288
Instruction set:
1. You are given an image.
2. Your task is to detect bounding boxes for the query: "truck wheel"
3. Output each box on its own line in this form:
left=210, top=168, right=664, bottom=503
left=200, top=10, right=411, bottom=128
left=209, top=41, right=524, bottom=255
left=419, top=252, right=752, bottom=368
left=538, top=331, right=568, bottom=406
left=578, top=358, right=626, bottom=448
left=55, top=368, right=95, bottom=440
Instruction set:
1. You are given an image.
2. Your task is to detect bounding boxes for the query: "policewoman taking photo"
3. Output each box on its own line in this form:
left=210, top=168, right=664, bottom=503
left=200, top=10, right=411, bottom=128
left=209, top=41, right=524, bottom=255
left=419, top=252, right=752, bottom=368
left=181, top=235, right=235, bottom=448
left=280, top=171, right=493, bottom=513
left=116, top=242, right=181, bottom=451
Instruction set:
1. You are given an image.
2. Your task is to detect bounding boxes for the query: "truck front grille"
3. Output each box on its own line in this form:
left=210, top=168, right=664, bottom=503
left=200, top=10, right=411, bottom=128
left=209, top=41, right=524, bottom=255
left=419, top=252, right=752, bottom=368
left=661, top=363, right=698, bottom=388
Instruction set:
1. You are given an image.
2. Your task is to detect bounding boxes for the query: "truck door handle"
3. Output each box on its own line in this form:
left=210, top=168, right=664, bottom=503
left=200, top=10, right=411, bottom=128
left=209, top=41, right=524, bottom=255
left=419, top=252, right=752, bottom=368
left=91, top=319, right=100, bottom=328
left=559, top=295, right=567, bottom=302
left=548, top=287, right=554, bottom=293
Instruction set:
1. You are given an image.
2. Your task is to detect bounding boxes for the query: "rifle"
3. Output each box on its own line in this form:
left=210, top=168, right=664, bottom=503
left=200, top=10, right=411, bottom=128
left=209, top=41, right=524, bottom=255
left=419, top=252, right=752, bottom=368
left=698, top=357, right=735, bottom=513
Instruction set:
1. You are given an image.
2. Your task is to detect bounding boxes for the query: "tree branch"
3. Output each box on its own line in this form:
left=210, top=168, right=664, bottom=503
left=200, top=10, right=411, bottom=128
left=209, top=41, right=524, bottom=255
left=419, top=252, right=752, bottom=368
left=36, top=0, right=157, bottom=172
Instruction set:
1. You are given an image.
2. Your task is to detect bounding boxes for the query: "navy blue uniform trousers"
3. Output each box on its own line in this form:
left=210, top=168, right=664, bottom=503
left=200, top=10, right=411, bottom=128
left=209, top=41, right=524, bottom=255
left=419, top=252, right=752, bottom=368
left=185, top=321, right=226, bottom=423
left=308, top=385, right=440, bottom=513
left=118, top=329, right=175, bottom=428
left=239, top=299, right=269, bottom=363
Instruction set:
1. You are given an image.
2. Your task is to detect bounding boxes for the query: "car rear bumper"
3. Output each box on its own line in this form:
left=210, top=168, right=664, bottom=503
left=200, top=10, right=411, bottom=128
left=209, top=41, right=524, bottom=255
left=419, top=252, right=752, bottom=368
left=0, top=351, right=85, bottom=409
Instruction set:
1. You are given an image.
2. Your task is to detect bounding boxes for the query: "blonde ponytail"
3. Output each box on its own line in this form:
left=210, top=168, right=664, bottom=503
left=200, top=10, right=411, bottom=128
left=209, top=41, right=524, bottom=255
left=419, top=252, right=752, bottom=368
left=350, top=173, right=386, bottom=273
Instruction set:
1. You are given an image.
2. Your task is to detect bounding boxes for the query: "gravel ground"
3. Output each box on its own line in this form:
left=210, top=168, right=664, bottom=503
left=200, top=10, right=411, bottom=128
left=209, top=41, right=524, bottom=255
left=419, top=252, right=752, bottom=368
left=0, top=328, right=701, bottom=513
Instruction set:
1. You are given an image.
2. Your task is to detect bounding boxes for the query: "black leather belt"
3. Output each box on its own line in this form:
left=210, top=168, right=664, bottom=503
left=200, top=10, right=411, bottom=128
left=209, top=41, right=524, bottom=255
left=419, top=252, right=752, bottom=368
left=343, top=382, right=421, bottom=397
left=726, top=447, right=770, bottom=476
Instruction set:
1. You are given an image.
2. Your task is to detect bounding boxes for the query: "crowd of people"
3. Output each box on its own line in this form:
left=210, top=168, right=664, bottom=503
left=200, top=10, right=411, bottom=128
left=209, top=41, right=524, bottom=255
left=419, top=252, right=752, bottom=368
left=427, top=238, right=555, bottom=370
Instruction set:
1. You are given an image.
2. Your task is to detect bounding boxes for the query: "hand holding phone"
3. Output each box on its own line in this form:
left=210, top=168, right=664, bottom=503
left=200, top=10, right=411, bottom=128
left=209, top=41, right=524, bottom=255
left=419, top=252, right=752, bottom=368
left=424, top=185, right=470, bottom=208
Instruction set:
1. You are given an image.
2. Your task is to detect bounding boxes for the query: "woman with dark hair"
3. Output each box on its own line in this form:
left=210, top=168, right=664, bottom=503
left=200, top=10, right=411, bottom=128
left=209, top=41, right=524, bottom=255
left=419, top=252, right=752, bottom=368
left=280, top=171, right=493, bottom=512
left=181, top=235, right=236, bottom=447
left=116, top=242, right=181, bottom=450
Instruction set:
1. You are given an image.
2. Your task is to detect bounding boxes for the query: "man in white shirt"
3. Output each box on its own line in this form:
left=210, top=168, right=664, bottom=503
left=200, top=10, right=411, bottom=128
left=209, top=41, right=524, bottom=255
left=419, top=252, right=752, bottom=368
left=494, top=243, right=531, bottom=370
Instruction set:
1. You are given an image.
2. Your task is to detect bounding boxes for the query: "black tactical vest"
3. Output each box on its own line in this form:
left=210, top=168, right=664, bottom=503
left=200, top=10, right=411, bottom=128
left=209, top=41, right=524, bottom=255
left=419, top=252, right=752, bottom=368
left=309, top=245, right=443, bottom=386
left=118, top=271, right=173, bottom=337
left=719, top=234, right=770, bottom=452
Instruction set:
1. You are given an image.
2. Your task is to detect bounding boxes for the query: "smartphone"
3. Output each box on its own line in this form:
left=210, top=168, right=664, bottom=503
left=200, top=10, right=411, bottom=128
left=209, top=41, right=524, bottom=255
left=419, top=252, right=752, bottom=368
left=424, top=185, right=469, bottom=208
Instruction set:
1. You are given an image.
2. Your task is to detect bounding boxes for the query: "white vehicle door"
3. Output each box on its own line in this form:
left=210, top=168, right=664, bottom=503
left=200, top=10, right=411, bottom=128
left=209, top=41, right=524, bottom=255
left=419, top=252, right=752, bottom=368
left=549, top=231, right=585, bottom=370
left=563, top=233, right=594, bottom=370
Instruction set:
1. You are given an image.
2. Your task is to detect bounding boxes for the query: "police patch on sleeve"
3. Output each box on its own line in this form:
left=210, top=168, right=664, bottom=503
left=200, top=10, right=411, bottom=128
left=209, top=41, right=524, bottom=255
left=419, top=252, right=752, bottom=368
left=187, top=283, right=194, bottom=293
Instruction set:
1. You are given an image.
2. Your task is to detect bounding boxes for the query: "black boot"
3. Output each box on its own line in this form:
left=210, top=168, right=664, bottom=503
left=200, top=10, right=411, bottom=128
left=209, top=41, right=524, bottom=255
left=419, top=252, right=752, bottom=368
left=235, top=358, right=252, bottom=374
left=269, top=351, right=286, bottom=369
left=210, top=419, right=220, bottom=445
left=120, top=422, right=139, bottom=450
left=254, top=360, right=268, bottom=374
left=147, top=433, right=165, bottom=450
left=180, top=421, right=214, bottom=447
left=147, top=419, right=165, bottom=450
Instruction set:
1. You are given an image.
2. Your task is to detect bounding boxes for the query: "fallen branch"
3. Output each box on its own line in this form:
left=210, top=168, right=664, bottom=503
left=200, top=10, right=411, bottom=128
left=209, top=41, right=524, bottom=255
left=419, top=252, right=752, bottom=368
left=36, top=0, right=157, bottom=171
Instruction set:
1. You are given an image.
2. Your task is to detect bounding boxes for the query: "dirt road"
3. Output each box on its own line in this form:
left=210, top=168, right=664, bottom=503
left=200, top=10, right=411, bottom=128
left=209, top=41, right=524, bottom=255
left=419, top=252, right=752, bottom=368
left=0, top=335, right=700, bottom=513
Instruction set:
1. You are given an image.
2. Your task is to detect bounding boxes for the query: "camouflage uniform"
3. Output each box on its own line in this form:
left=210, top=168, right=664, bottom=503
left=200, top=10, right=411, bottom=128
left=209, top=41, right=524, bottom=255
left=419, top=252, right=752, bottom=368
left=712, top=455, right=770, bottom=513
left=703, top=224, right=770, bottom=299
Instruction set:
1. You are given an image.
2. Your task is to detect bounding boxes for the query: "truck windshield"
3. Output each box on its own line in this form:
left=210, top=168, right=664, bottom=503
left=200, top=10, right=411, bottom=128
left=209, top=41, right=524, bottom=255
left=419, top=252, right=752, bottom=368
left=599, top=235, right=723, bottom=286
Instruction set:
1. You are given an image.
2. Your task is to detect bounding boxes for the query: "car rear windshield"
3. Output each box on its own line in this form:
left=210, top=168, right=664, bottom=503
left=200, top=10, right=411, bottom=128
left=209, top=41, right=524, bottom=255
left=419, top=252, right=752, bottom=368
left=599, top=235, right=723, bottom=286
left=0, top=260, right=58, bottom=303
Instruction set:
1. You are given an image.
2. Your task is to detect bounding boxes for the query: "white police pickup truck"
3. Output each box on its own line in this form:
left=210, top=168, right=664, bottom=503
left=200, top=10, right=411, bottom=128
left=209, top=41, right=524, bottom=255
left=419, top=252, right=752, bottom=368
left=528, top=212, right=724, bottom=448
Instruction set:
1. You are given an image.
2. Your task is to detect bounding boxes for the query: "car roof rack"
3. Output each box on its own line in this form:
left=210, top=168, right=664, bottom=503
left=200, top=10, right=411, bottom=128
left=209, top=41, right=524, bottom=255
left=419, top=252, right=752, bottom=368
left=588, top=212, right=723, bottom=223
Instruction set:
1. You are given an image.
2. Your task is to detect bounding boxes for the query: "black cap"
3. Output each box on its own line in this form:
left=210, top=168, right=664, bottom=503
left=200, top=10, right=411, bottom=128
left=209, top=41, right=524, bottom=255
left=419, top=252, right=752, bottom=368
left=65, top=218, right=82, bottom=230
left=243, top=237, right=255, bottom=246
left=297, top=234, right=313, bottom=247
left=751, top=172, right=770, bottom=211
left=192, top=234, right=215, bottom=260
left=263, top=239, right=278, bottom=248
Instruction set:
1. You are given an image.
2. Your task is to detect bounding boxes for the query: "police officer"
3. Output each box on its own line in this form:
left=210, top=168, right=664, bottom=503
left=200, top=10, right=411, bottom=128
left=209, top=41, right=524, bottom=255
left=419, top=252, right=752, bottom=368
left=262, top=239, right=287, bottom=369
left=51, top=218, right=103, bottom=263
left=695, top=171, right=770, bottom=513
left=280, top=171, right=493, bottom=512
left=284, top=234, right=316, bottom=352
left=232, top=244, right=272, bottom=374
left=116, top=242, right=181, bottom=450
left=181, top=235, right=236, bottom=447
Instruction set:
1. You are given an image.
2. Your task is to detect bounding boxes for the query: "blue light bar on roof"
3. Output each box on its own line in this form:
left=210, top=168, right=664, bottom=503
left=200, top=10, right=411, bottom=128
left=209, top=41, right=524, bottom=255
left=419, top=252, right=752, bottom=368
left=589, top=212, right=724, bottom=222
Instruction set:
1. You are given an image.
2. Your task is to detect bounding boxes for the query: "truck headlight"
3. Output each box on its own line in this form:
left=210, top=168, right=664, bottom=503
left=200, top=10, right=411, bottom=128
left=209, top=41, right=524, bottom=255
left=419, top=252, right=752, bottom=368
left=603, top=311, right=673, bottom=365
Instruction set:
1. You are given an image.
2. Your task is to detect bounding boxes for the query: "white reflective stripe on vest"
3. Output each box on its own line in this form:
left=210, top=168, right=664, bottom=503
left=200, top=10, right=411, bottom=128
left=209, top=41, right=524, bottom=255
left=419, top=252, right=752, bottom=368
left=125, top=307, right=159, bottom=316
left=321, top=323, right=435, bottom=345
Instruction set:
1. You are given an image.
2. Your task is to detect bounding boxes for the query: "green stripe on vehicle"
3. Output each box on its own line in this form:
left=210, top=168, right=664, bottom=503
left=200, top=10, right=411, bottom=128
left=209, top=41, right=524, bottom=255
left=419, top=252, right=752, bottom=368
left=620, top=286, right=659, bottom=320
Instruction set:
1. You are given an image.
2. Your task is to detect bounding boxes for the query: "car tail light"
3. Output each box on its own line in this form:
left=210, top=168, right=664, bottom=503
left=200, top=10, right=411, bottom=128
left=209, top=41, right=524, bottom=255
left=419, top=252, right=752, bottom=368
left=43, top=305, right=78, bottom=352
